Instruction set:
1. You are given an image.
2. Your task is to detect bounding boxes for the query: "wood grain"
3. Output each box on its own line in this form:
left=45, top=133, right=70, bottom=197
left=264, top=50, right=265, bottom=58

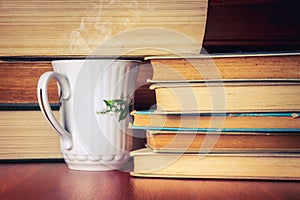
left=0, top=163, right=299, bottom=199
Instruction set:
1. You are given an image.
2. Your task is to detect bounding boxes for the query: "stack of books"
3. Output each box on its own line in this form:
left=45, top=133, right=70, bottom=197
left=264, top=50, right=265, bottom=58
left=130, top=52, right=300, bottom=180
left=0, top=61, right=63, bottom=160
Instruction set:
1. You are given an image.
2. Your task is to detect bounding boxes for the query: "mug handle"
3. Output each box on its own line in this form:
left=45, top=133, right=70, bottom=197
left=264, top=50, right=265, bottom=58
left=37, top=72, right=73, bottom=150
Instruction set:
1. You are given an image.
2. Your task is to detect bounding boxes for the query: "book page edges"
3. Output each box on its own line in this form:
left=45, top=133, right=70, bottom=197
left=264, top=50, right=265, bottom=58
left=148, top=80, right=300, bottom=90
left=144, top=51, right=300, bottom=60
left=130, top=148, right=300, bottom=157
left=130, top=172, right=300, bottom=180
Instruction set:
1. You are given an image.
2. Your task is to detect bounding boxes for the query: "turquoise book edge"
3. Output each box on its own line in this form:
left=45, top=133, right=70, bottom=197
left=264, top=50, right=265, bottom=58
left=130, top=126, right=300, bottom=133
left=132, top=110, right=300, bottom=117
left=130, top=111, right=300, bottom=132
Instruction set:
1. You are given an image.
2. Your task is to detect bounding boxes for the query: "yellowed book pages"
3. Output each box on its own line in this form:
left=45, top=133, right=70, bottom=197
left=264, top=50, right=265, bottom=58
left=146, top=130, right=300, bottom=153
left=150, top=81, right=300, bottom=112
left=0, top=0, right=208, bottom=56
left=145, top=52, right=300, bottom=81
left=130, top=148, right=300, bottom=180
left=0, top=111, right=62, bottom=159
left=0, top=60, right=154, bottom=110
left=0, top=110, right=145, bottom=159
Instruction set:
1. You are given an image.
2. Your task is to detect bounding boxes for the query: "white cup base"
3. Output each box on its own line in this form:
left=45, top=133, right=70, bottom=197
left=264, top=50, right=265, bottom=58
left=63, top=153, right=130, bottom=171
left=66, top=162, right=127, bottom=171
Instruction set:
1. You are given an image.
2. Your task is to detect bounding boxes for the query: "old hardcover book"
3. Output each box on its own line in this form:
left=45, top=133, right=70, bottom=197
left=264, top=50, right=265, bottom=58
left=146, top=130, right=300, bottom=153
left=145, top=52, right=300, bottom=82
left=0, top=110, right=62, bottom=159
left=0, top=0, right=208, bottom=56
left=0, top=110, right=146, bottom=160
left=130, top=111, right=300, bottom=132
left=130, top=148, right=300, bottom=180
left=0, top=60, right=154, bottom=109
left=0, top=60, right=58, bottom=104
left=150, top=81, right=300, bottom=112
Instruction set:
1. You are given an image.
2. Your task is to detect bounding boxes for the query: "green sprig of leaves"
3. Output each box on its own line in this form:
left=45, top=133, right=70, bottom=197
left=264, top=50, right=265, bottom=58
left=98, top=99, right=130, bottom=121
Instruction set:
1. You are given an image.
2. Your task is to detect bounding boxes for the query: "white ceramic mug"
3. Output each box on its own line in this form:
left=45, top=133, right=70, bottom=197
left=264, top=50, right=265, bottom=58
left=38, top=59, right=140, bottom=171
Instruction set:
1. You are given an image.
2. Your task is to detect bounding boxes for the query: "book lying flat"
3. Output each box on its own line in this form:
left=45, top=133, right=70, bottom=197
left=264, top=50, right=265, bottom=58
left=130, top=148, right=300, bottom=180
left=145, top=52, right=300, bottom=82
left=0, top=0, right=208, bottom=56
left=0, top=61, right=58, bottom=104
left=131, top=111, right=300, bottom=132
left=0, top=60, right=154, bottom=110
left=150, top=80, right=300, bottom=112
left=0, top=111, right=62, bottom=159
left=146, top=130, right=300, bottom=153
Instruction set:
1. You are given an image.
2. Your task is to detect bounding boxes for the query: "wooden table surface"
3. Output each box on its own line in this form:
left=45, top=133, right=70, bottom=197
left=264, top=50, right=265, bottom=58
left=0, top=162, right=299, bottom=200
